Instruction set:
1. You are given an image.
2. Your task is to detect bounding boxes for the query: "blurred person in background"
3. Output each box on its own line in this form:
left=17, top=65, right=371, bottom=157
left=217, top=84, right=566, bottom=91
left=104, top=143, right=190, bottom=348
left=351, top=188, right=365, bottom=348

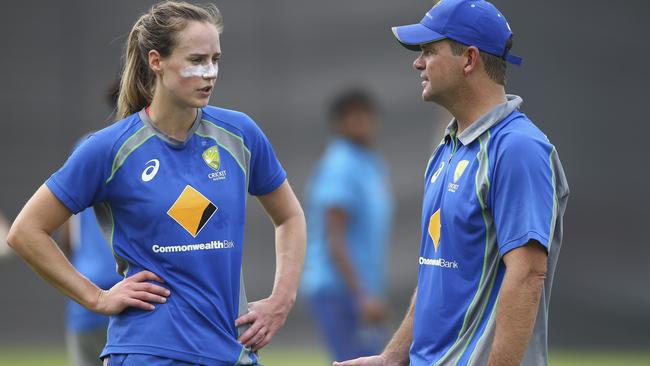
left=336, top=1, right=568, bottom=366
left=8, top=2, right=306, bottom=366
left=302, top=89, right=393, bottom=363
left=58, top=82, right=122, bottom=366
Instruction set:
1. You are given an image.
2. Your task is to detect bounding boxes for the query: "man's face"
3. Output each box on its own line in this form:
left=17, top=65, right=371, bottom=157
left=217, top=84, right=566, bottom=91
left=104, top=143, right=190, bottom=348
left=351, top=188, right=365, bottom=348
left=338, top=107, right=377, bottom=146
left=413, top=40, right=464, bottom=103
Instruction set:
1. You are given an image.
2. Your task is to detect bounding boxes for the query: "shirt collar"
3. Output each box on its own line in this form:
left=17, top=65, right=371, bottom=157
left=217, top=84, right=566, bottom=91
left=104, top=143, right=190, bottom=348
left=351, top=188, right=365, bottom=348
left=444, top=94, right=523, bottom=145
left=139, top=108, right=203, bottom=148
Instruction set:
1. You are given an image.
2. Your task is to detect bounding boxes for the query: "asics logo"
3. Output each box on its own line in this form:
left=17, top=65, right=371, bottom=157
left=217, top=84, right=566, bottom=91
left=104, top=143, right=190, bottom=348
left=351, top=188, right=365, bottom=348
left=431, top=162, right=445, bottom=184
left=141, top=159, right=160, bottom=182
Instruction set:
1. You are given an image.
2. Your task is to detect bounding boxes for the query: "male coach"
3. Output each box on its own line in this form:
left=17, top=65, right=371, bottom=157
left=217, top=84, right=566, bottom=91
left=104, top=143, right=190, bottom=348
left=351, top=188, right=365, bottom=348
left=335, top=1, right=569, bottom=366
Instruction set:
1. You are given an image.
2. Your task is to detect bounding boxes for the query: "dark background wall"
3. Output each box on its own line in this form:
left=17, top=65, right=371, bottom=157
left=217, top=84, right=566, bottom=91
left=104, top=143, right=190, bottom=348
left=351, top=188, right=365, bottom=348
left=1, top=0, right=648, bottom=350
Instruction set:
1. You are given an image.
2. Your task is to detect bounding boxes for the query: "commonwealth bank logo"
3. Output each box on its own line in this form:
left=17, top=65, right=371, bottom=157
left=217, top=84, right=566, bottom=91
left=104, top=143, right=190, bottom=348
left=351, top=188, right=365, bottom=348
left=167, top=185, right=217, bottom=237
left=202, top=146, right=220, bottom=171
left=428, top=209, right=441, bottom=251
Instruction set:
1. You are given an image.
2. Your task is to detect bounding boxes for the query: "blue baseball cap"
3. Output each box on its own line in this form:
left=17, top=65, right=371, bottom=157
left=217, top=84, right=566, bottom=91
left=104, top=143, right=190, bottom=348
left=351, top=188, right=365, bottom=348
left=391, top=0, right=523, bottom=65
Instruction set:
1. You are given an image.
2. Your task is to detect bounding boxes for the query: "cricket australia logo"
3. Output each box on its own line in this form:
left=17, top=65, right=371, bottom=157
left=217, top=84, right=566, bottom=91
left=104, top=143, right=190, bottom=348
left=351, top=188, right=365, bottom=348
left=448, top=160, right=469, bottom=192
left=202, top=146, right=220, bottom=170
left=202, top=146, right=228, bottom=181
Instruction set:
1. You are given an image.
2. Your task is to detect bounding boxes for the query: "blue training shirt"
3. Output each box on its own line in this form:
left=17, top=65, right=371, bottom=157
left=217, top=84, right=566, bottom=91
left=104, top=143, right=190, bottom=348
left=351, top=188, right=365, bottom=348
left=301, top=138, right=393, bottom=297
left=46, top=106, right=286, bottom=365
left=410, top=96, right=569, bottom=366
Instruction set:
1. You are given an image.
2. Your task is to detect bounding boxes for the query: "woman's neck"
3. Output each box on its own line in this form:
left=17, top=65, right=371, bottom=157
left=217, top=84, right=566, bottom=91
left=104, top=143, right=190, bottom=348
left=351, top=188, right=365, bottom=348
left=148, top=93, right=197, bottom=141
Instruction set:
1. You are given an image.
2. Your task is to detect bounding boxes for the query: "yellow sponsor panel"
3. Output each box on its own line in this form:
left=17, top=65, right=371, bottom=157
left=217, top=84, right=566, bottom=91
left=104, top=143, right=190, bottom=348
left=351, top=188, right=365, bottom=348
left=167, top=185, right=217, bottom=237
left=428, top=209, right=441, bottom=251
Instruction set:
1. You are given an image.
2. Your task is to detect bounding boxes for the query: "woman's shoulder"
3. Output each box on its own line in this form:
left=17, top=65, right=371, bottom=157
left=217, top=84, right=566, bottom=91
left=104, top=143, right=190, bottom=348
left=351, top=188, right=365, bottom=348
left=201, top=105, right=260, bottom=136
left=84, top=112, right=146, bottom=154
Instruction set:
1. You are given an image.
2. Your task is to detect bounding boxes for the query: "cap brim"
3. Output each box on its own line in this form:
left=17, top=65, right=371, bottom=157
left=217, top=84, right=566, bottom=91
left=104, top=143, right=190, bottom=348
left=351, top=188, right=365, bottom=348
left=391, top=23, right=446, bottom=51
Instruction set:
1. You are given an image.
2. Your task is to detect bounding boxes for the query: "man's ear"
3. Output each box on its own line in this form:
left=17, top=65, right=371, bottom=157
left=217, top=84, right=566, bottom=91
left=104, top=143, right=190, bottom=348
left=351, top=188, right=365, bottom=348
left=463, top=46, right=481, bottom=75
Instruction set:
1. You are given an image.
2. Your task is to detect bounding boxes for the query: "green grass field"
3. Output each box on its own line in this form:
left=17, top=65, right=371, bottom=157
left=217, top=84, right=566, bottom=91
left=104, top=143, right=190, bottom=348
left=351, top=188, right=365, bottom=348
left=1, top=347, right=649, bottom=366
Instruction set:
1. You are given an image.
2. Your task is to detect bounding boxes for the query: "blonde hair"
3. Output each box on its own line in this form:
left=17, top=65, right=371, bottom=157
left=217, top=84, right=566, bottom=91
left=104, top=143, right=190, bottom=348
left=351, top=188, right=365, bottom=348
left=116, top=1, right=223, bottom=119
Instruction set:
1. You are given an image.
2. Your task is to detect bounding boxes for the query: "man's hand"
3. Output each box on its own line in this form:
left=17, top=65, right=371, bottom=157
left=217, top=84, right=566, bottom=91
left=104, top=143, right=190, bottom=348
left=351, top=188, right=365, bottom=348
left=93, top=270, right=169, bottom=315
left=235, top=296, right=292, bottom=352
left=360, top=296, right=387, bottom=324
left=333, top=354, right=392, bottom=366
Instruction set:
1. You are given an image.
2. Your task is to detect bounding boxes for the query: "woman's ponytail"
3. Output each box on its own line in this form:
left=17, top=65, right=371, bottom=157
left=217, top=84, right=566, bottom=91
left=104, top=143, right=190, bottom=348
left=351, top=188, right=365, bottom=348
left=115, top=1, right=223, bottom=120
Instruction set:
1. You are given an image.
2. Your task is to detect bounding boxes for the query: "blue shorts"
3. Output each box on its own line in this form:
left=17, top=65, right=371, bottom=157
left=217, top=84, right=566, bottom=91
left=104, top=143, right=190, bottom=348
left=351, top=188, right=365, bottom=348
left=103, top=354, right=204, bottom=366
left=307, top=291, right=387, bottom=362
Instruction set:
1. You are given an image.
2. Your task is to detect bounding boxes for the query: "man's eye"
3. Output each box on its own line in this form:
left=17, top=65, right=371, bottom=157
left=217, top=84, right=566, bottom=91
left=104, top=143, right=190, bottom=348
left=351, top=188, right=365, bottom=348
left=212, top=58, right=219, bottom=64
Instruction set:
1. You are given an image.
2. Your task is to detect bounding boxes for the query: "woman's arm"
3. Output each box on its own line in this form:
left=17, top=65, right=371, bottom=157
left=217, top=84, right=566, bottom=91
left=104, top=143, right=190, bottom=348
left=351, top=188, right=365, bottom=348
left=235, top=179, right=306, bottom=351
left=8, top=184, right=170, bottom=314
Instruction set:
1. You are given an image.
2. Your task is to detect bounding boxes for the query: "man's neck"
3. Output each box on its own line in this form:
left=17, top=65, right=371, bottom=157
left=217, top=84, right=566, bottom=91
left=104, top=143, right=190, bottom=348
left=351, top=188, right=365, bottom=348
left=444, top=82, right=507, bottom=135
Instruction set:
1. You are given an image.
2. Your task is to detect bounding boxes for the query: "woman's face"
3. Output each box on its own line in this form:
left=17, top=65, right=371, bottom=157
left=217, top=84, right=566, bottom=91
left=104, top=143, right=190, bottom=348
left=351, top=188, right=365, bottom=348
left=153, top=21, right=221, bottom=109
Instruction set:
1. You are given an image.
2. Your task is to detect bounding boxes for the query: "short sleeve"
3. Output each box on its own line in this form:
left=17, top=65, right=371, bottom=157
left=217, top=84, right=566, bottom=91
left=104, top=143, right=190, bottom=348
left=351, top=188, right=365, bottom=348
left=45, top=134, right=111, bottom=214
left=246, top=120, right=286, bottom=196
left=490, top=134, right=555, bottom=256
left=314, top=161, right=356, bottom=212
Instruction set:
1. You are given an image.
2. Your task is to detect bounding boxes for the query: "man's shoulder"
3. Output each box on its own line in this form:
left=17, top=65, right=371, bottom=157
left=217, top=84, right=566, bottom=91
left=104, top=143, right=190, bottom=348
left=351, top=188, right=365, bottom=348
left=491, top=112, right=554, bottom=151
left=322, top=141, right=368, bottom=172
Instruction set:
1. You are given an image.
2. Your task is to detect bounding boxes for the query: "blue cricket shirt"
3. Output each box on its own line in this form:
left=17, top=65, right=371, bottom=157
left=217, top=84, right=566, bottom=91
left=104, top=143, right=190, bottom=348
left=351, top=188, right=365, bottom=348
left=410, top=95, right=569, bottom=366
left=47, top=106, right=286, bottom=365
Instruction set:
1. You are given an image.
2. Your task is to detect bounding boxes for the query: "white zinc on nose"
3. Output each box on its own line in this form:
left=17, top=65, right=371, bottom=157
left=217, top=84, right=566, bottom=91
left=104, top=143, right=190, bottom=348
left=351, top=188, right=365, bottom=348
left=180, top=62, right=218, bottom=78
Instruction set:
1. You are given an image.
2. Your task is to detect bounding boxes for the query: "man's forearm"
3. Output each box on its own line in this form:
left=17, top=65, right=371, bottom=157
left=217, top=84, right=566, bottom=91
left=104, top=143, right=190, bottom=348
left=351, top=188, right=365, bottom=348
left=488, top=263, right=545, bottom=366
left=327, top=208, right=365, bottom=297
left=330, top=235, right=364, bottom=296
left=382, top=289, right=416, bottom=365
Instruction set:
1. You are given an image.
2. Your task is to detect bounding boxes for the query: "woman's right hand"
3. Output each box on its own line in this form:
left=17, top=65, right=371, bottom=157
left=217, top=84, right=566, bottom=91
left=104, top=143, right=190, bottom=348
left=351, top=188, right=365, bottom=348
left=93, top=270, right=170, bottom=315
